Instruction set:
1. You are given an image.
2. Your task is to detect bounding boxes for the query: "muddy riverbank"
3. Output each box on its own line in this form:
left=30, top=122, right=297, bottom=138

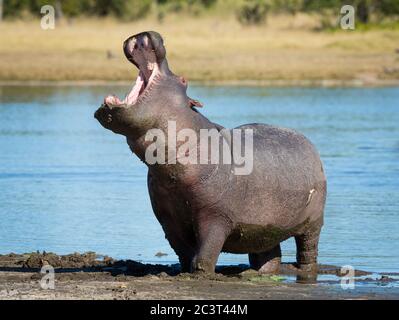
left=0, top=252, right=398, bottom=300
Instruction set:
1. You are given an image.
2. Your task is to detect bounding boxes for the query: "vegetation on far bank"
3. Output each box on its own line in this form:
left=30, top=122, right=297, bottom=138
left=2, top=0, right=399, bottom=26
left=0, top=1, right=398, bottom=82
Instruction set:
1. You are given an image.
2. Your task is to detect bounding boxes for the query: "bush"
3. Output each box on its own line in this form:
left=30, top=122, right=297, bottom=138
left=379, top=0, right=399, bottom=15
left=237, top=0, right=270, bottom=25
left=272, top=0, right=302, bottom=14
left=302, top=0, right=342, bottom=11
left=28, top=0, right=94, bottom=17
left=157, top=0, right=216, bottom=7
left=111, top=0, right=152, bottom=20
left=198, top=0, right=217, bottom=8
left=3, top=0, right=29, bottom=17
left=3, top=0, right=151, bottom=20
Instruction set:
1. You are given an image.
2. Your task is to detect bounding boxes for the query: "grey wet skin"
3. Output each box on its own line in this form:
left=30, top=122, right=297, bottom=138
left=94, top=31, right=327, bottom=274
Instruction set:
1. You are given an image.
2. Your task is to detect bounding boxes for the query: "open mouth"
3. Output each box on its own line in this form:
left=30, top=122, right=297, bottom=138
left=104, top=33, right=160, bottom=107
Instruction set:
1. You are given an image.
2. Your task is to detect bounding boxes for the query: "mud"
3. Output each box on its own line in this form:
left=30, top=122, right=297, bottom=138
left=0, top=252, right=398, bottom=300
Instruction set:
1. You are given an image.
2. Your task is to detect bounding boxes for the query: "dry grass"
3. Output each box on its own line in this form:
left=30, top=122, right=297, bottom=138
left=0, top=13, right=398, bottom=83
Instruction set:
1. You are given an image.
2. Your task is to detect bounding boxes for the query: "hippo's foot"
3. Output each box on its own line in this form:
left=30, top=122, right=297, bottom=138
left=295, top=263, right=318, bottom=283
left=249, top=245, right=281, bottom=274
left=192, top=259, right=216, bottom=274
left=295, top=226, right=321, bottom=274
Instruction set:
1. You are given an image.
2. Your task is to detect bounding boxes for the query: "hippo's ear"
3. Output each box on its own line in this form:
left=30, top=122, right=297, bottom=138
left=188, top=97, right=203, bottom=109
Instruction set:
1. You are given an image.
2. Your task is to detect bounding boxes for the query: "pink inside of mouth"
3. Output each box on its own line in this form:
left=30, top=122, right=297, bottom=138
left=124, top=71, right=145, bottom=105
left=104, top=71, right=145, bottom=106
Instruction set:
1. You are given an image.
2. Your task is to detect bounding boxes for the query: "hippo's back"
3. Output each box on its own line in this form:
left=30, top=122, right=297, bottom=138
left=227, top=123, right=326, bottom=230
left=235, top=123, right=325, bottom=179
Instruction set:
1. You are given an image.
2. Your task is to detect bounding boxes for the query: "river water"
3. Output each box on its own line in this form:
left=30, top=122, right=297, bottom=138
left=0, top=85, right=398, bottom=273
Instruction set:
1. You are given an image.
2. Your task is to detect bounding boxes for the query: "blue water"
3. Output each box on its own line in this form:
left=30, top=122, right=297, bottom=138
left=0, top=85, right=398, bottom=273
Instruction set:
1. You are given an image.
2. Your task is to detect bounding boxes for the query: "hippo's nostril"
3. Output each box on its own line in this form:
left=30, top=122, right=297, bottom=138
left=107, top=114, right=113, bottom=123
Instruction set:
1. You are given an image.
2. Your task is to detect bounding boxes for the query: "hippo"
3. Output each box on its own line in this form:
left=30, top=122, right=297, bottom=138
left=94, top=31, right=327, bottom=275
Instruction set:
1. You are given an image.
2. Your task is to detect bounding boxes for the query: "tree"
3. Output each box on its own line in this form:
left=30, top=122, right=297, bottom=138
left=55, top=0, right=63, bottom=19
left=0, top=0, right=3, bottom=22
left=356, top=0, right=371, bottom=24
left=378, top=0, right=399, bottom=15
left=236, top=0, right=270, bottom=25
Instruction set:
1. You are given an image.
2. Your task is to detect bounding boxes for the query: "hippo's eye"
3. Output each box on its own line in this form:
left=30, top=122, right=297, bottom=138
left=134, top=43, right=138, bottom=50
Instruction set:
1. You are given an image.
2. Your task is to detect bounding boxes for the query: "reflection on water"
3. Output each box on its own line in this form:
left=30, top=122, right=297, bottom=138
left=0, top=85, right=398, bottom=273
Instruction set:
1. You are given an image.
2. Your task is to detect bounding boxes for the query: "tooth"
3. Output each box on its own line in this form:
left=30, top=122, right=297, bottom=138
left=143, top=35, right=149, bottom=49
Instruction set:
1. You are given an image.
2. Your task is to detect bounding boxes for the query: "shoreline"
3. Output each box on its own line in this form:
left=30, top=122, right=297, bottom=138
left=0, top=252, right=398, bottom=300
left=1, top=79, right=399, bottom=88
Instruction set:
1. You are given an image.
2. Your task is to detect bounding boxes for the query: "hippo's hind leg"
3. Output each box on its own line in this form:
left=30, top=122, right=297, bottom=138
left=294, top=225, right=321, bottom=273
left=295, top=182, right=325, bottom=276
left=249, top=245, right=281, bottom=274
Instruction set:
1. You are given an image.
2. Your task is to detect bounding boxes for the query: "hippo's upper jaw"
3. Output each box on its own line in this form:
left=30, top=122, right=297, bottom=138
left=104, top=31, right=166, bottom=108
